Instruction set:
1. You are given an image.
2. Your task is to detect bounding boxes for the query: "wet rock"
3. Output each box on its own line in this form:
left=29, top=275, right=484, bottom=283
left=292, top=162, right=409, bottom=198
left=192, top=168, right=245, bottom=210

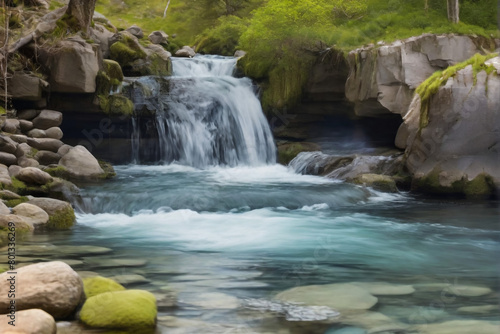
left=413, top=283, right=492, bottom=297
left=0, top=309, right=56, bottom=334
left=414, top=320, right=499, bottom=334
left=110, top=274, right=150, bottom=285
left=188, top=292, right=239, bottom=309
left=16, top=167, right=53, bottom=185
left=32, top=110, right=63, bottom=130
left=12, top=202, right=49, bottom=228
left=277, top=142, right=321, bottom=165
left=148, top=30, right=168, bottom=44
left=0, top=261, right=84, bottom=319
left=276, top=283, right=378, bottom=311
left=84, top=258, right=148, bottom=269
left=341, top=312, right=405, bottom=331
left=351, top=174, right=398, bottom=193
left=457, top=305, right=499, bottom=314
left=59, top=145, right=105, bottom=179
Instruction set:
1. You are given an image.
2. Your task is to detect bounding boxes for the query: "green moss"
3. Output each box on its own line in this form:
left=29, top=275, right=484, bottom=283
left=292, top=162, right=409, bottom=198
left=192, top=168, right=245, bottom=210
left=277, top=142, right=321, bottom=165
left=100, top=94, right=134, bottom=116
left=46, top=206, right=76, bottom=230
left=98, top=160, right=117, bottom=179
left=104, top=59, right=125, bottom=82
left=5, top=196, right=28, bottom=208
left=79, top=290, right=157, bottom=329
left=83, top=276, right=126, bottom=298
left=9, top=177, right=27, bottom=194
left=44, top=166, right=70, bottom=179
left=110, top=35, right=147, bottom=68
left=463, top=173, right=496, bottom=198
left=147, top=54, right=172, bottom=76
left=48, top=14, right=81, bottom=40
left=416, top=53, right=498, bottom=129
left=0, top=106, right=6, bottom=115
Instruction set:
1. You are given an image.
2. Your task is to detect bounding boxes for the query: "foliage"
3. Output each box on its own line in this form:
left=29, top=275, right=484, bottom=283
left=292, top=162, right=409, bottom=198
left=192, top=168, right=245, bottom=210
left=196, top=15, right=248, bottom=55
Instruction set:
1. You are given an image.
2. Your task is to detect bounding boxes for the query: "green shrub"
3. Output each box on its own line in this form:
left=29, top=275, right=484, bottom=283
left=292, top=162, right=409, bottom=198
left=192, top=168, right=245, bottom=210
left=196, top=16, right=248, bottom=56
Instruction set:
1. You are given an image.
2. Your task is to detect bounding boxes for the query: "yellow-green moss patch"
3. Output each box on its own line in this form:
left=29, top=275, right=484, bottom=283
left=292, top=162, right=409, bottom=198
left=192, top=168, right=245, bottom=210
left=110, top=35, right=147, bottom=68
left=79, top=290, right=157, bottom=329
left=83, top=276, right=126, bottom=298
left=46, top=205, right=76, bottom=230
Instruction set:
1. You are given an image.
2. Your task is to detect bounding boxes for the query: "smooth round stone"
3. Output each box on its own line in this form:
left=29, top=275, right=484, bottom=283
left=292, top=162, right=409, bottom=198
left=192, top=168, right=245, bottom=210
left=110, top=274, right=150, bottom=285
left=276, top=283, right=378, bottom=311
left=414, top=283, right=492, bottom=297
left=341, top=312, right=404, bottom=330
left=351, top=282, right=415, bottom=296
left=83, top=258, right=147, bottom=268
left=415, top=320, right=500, bottom=334
left=188, top=292, right=240, bottom=309
left=457, top=305, right=499, bottom=314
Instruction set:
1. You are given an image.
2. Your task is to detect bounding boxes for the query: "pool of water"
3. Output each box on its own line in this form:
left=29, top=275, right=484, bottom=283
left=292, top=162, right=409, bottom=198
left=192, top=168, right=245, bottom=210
left=22, top=164, right=500, bottom=333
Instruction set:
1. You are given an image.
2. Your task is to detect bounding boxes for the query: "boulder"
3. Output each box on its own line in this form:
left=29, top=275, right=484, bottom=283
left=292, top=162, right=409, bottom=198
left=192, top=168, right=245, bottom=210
left=79, top=290, right=157, bottom=329
left=234, top=50, right=246, bottom=58
left=0, top=214, right=34, bottom=232
left=19, top=119, right=34, bottom=132
left=8, top=165, right=22, bottom=178
left=277, top=142, right=321, bottom=165
left=28, top=128, right=47, bottom=138
left=26, top=197, right=75, bottom=230
left=91, top=23, right=115, bottom=58
left=16, top=167, right=53, bottom=185
left=59, top=145, right=105, bottom=179
left=34, top=151, right=61, bottom=165
left=7, top=71, right=49, bottom=101
left=27, top=138, right=64, bottom=153
left=18, top=156, right=40, bottom=168
left=31, top=110, right=63, bottom=130
left=402, top=55, right=500, bottom=197
left=17, top=109, right=40, bottom=120
left=0, top=201, right=10, bottom=215
left=0, top=262, right=84, bottom=319
left=175, top=46, right=196, bottom=58
left=148, top=30, right=168, bottom=44
left=126, top=24, right=144, bottom=39
left=351, top=174, right=398, bottom=193
left=15, top=142, right=35, bottom=158
left=44, top=127, right=64, bottom=140
left=0, top=163, right=11, bottom=186
left=57, top=144, right=72, bottom=157
left=0, top=135, right=18, bottom=154
left=10, top=134, right=28, bottom=144
left=2, top=119, right=20, bottom=134
left=0, top=309, right=56, bottom=334
left=38, top=38, right=99, bottom=93
left=12, top=203, right=50, bottom=228
left=345, top=34, right=494, bottom=117
left=0, top=152, right=17, bottom=166
left=83, top=276, right=126, bottom=298
left=0, top=189, right=21, bottom=200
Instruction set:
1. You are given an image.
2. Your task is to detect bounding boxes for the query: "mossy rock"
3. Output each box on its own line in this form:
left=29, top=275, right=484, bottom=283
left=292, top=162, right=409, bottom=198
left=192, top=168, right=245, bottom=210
left=47, top=205, right=76, bottom=230
left=412, top=170, right=496, bottom=198
left=83, top=276, right=126, bottom=298
left=79, top=290, right=157, bottom=329
left=100, top=94, right=134, bottom=116
left=352, top=174, right=398, bottom=193
left=110, top=35, right=147, bottom=68
left=277, top=142, right=321, bottom=165
left=103, top=59, right=124, bottom=82
left=44, top=166, right=70, bottom=179
left=4, top=196, right=29, bottom=208
left=98, top=160, right=117, bottom=179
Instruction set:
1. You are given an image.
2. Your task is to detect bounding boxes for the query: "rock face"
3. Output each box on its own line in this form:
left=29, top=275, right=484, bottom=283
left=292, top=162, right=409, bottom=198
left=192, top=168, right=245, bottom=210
left=0, top=261, right=84, bottom=319
left=345, top=34, right=495, bottom=117
left=8, top=72, right=49, bottom=101
left=59, top=145, right=105, bottom=179
left=401, top=55, right=500, bottom=197
left=0, top=309, right=57, bottom=334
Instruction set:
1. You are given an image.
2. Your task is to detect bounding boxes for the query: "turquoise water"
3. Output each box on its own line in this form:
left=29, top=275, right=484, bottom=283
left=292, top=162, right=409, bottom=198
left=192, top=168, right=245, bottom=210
left=38, top=164, right=499, bottom=333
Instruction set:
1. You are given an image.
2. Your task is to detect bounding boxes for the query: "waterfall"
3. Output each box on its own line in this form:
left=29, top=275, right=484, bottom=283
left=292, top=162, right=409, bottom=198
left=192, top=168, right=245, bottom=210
left=124, top=55, right=276, bottom=167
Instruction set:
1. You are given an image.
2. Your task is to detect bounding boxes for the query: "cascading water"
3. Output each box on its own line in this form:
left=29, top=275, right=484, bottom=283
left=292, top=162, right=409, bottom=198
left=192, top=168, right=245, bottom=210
left=124, top=55, right=276, bottom=167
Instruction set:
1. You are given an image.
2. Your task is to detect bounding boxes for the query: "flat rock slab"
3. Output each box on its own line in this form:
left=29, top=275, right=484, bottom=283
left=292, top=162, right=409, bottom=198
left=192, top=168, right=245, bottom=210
left=83, top=258, right=148, bottom=268
left=188, top=292, right=240, bottom=309
left=414, top=320, right=500, bottom=334
left=275, top=283, right=378, bottom=311
left=457, top=305, right=499, bottom=314
left=110, top=274, right=150, bottom=285
left=351, top=282, right=415, bottom=296
left=414, top=283, right=492, bottom=297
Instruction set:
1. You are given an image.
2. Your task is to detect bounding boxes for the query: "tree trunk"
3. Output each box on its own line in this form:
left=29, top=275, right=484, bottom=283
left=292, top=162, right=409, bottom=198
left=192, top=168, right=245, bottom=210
left=66, top=0, right=97, bottom=33
left=447, top=0, right=459, bottom=24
